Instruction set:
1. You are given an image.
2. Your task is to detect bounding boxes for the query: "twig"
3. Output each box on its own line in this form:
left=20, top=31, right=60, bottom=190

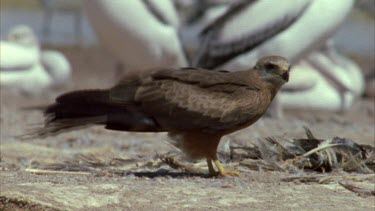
left=301, top=143, right=341, bottom=158
left=281, top=174, right=375, bottom=184
left=339, top=182, right=375, bottom=197
left=280, top=175, right=324, bottom=183
left=25, top=168, right=91, bottom=175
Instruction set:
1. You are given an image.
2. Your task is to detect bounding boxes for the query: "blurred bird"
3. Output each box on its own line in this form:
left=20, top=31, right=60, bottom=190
left=187, top=0, right=362, bottom=115
left=0, top=25, right=71, bottom=93
left=83, top=0, right=363, bottom=115
left=28, top=56, right=290, bottom=176
left=83, top=0, right=188, bottom=73
left=40, top=50, right=72, bottom=87
left=281, top=44, right=364, bottom=111
left=191, top=0, right=311, bottom=68
left=192, top=0, right=353, bottom=69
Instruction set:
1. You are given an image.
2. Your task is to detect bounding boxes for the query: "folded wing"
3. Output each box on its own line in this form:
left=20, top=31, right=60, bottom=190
left=111, top=68, right=268, bottom=132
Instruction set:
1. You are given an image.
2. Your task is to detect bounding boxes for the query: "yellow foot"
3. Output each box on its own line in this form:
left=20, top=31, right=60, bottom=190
left=207, top=158, right=240, bottom=177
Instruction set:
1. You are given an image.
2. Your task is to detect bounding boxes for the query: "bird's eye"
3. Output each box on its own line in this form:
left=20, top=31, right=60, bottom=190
left=265, top=63, right=276, bottom=70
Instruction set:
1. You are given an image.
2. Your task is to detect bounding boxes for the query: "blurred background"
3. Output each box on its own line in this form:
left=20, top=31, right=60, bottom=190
left=0, top=0, right=95, bottom=46
left=0, top=0, right=373, bottom=100
left=1, top=0, right=373, bottom=59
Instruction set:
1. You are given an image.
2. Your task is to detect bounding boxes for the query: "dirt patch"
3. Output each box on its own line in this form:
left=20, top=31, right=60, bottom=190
left=1, top=47, right=374, bottom=210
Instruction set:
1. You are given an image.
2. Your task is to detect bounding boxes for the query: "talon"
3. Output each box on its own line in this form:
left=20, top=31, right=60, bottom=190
left=220, top=169, right=240, bottom=176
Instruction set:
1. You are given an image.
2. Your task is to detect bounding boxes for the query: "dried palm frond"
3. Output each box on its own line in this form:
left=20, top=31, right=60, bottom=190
left=256, top=138, right=284, bottom=169
left=252, top=127, right=374, bottom=173
left=305, top=139, right=340, bottom=171
left=339, top=182, right=375, bottom=197
left=288, top=128, right=372, bottom=173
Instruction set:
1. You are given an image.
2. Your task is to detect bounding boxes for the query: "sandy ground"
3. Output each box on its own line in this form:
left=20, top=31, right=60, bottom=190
left=0, top=48, right=374, bottom=210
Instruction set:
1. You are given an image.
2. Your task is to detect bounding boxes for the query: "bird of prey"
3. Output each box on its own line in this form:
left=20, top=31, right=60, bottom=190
left=30, top=56, right=290, bottom=176
left=0, top=25, right=71, bottom=93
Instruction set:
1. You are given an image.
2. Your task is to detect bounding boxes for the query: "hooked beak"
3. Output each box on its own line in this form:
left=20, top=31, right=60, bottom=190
left=282, top=71, right=289, bottom=82
left=280, top=66, right=290, bottom=82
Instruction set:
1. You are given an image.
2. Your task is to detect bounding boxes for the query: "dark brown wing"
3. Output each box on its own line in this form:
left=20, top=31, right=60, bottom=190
left=111, top=67, right=272, bottom=132
left=25, top=67, right=273, bottom=139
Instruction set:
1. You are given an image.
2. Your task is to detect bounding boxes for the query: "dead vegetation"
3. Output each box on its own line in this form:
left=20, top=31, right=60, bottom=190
left=22, top=127, right=374, bottom=197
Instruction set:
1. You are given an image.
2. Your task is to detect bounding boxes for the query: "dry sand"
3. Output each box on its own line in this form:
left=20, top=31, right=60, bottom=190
left=0, top=47, right=374, bottom=210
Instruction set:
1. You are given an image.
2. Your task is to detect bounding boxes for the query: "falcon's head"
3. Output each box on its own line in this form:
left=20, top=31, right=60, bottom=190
left=255, top=56, right=290, bottom=88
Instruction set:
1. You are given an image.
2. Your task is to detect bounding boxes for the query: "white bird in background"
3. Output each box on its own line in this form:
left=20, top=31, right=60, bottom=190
left=83, top=0, right=364, bottom=114
left=191, top=0, right=312, bottom=68
left=40, top=50, right=72, bottom=87
left=190, top=0, right=354, bottom=68
left=0, top=25, right=71, bottom=94
left=188, top=0, right=363, bottom=114
left=83, top=0, right=188, bottom=74
left=281, top=49, right=363, bottom=111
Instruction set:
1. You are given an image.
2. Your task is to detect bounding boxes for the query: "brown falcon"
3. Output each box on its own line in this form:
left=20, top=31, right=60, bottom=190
left=31, top=56, right=290, bottom=176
